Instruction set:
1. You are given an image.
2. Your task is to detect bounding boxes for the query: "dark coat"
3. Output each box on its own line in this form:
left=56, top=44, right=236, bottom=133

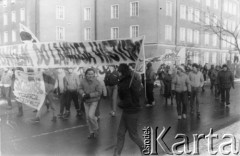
left=104, top=70, right=119, bottom=86
left=217, top=70, right=234, bottom=89
left=118, top=75, right=141, bottom=113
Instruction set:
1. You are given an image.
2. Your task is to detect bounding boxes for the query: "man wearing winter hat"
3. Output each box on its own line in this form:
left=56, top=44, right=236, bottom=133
left=217, top=64, right=234, bottom=106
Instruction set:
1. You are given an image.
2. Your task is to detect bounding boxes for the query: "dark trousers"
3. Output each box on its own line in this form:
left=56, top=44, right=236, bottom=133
left=59, top=92, right=67, bottom=115
left=114, top=112, right=144, bottom=155
left=146, top=83, right=154, bottom=104
left=190, top=87, right=200, bottom=113
left=175, top=91, right=188, bottom=115
left=65, top=90, right=79, bottom=111
left=1, top=86, right=12, bottom=106
left=215, top=84, right=220, bottom=97
left=220, top=88, right=231, bottom=104
left=210, top=80, right=215, bottom=90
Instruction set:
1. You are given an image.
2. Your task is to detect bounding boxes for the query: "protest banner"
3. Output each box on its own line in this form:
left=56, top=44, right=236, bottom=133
left=0, top=36, right=144, bottom=68
left=13, top=70, right=46, bottom=110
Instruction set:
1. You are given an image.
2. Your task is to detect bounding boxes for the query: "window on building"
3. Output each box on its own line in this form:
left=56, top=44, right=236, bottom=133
left=213, top=0, right=218, bottom=9
left=193, top=51, right=199, bottom=64
left=233, top=5, right=237, bottom=15
left=222, top=35, right=227, bottom=48
left=111, top=27, right=119, bottom=39
left=56, top=6, right=65, bottom=20
left=180, top=5, right=186, bottom=19
left=204, top=52, right=209, bottom=64
left=205, top=13, right=210, bottom=25
left=84, top=28, right=91, bottom=41
left=84, top=8, right=91, bottom=21
left=194, top=9, right=200, bottom=23
left=212, top=53, right=217, bottom=64
left=166, top=1, right=172, bottom=17
left=56, top=26, right=65, bottom=40
left=188, top=7, right=193, bottom=21
left=3, top=0, right=7, bottom=7
left=20, top=8, right=25, bottom=22
left=224, top=0, right=228, bottom=12
left=212, top=34, right=217, bottom=46
left=130, top=1, right=139, bottom=16
left=111, top=5, right=119, bottom=19
left=206, top=0, right=211, bottom=7
left=194, top=30, right=199, bottom=44
left=3, top=13, right=8, bottom=25
left=180, top=27, right=186, bottom=42
left=229, top=2, right=233, bottom=14
left=11, top=11, right=16, bottom=22
left=213, top=15, right=218, bottom=26
left=165, top=25, right=172, bottom=41
left=205, top=33, right=209, bottom=45
left=130, top=25, right=139, bottom=38
left=4, top=31, right=8, bottom=43
left=12, top=30, right=16, bottom=42
left=187, top=29, right=193, bottom=43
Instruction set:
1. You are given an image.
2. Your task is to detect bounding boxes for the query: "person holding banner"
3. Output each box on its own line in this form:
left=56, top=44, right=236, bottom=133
left=145, top=62, right=156, bottom=107
left=56, top=69, right=67, bottom=118
left=104, top=65, right=119, bottom=117
left=114, top=63, right=144, bottom=156
left=79, top=68, right=102, bottom=139
left=1, top=68, right=13, bottom=109
left=63, top=68, right=81, bottom=119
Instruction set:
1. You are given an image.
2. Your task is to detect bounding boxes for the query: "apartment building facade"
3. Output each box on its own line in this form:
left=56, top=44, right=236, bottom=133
left=0, top=0, right=82, bottom=45
left=80, top=0, right=240, bottom=65
left=0, top=0, right=31, bottom=45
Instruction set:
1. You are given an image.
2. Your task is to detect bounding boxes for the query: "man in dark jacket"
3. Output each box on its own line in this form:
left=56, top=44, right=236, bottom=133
left=146, top=62, right=156, bottom=107
left=104, top=65, right=119, bottom=116
left=114, top=63, right=143, bottom=156
left=217, top=64, right=234, bottom=105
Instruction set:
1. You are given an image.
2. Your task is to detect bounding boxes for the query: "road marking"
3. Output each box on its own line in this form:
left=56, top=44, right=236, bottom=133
left=11, top=124, right=87, bottom=143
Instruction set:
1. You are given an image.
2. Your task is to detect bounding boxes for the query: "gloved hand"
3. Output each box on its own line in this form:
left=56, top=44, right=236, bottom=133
left=188, top=91, right=191, bottom=97
left=82, top=93, right=91, bottom=101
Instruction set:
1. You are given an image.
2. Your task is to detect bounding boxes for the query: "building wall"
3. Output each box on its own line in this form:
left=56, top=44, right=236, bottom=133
left=38, top=0, right=82, bottom=42
left=79, top=0, right=95, bottom=41
left=0, top=0, right=31, bottom=45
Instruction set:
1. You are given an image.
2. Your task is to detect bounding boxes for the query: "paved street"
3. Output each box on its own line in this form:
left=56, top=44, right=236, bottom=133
left=1, top=83, right=240, bottom=156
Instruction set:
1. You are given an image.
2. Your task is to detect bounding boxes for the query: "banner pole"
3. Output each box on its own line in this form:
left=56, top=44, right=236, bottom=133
left=142, top=37, right=147, bottom=104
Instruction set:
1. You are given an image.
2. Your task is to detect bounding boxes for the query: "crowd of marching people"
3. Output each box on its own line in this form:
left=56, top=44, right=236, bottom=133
left=147, top=62, right=235, bottom=120
left=0, top=61, right=236, bottom=155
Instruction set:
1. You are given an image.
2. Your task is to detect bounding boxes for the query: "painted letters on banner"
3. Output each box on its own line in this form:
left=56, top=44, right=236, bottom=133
left=0, top=36, right=144, bottom=68
left=14, top=70, right=46, bottom=110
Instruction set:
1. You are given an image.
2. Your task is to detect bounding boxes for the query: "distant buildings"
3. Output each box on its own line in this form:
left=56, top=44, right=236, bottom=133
left=1, top=0, right=240, bottom=65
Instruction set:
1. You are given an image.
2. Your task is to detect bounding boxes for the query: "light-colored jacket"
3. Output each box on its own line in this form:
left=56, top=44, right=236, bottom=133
left=1, top=70, right=13, bottom=87
left=79, top=78, right=102, bottom=103
left=172, top=73, right=191, bottom=92
left=189, top=71, right=204, bottom=88
left=65, top=73, right=79, bottom=91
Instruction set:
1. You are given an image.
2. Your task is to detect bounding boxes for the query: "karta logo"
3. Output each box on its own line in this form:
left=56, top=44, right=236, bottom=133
left=142, top=127, right=240, bottom=155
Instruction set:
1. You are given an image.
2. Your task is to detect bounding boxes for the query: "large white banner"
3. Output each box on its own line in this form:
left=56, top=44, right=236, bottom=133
left=14, top=70, right=46, bottom=110
left=0, top=36, right=144, bottom=68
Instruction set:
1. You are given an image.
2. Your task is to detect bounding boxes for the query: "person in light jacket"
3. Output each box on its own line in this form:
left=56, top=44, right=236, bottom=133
left=79, top=68, right=102, bottom=139
left=188, top=63, right=204, bottom=118
left=172, top=66, right=191, bottom=120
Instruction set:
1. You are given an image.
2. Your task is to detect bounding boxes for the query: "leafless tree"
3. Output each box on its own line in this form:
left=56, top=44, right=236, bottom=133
left=194, top=9, right=240, bottom=54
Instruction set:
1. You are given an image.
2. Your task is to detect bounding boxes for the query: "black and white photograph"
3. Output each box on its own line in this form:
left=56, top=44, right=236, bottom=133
left=1, top=0, right=240, bottom=155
